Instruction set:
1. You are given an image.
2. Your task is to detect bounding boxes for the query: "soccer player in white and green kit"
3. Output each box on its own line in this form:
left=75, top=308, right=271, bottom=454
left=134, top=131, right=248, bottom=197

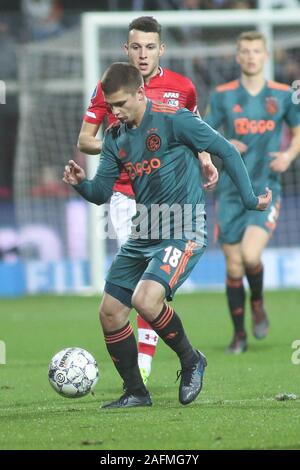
left=206, top=31, right=300, bottom=354
left=63, top=62, right=271, bottom=408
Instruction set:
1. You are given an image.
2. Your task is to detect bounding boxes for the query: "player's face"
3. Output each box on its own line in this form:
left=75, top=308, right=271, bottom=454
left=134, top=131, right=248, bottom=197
left=236, top=40, right=268, bottom=77
left=104, top=87, right=146, bottom=126
left=124, top=30, right=165, bottom=83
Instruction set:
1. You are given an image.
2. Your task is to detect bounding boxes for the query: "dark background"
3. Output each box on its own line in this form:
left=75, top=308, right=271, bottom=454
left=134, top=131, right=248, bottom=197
left=0, top=0, right=133, bottom=12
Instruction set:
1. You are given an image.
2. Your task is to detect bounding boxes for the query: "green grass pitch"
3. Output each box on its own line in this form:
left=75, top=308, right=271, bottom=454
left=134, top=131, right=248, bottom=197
left=1, top=290, right=300, bottom=450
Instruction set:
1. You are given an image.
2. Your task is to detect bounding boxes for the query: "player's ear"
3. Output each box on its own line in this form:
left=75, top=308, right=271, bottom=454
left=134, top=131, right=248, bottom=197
left=159, top=42, right=165, bottom=58
left=137, top=86, right=145, bottom=101
left=123, top=43, right=129, bottom=56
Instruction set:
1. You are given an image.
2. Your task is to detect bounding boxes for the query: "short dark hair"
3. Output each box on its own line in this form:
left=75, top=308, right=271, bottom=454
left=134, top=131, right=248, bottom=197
left=128, top=16, right=162, bottom=40
left=101, top=62, right=143, bottom=96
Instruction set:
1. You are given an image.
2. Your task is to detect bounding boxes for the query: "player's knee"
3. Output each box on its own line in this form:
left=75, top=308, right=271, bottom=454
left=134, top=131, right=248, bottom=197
left=99, top=305, right=126, bottom=333
left=131, top=291, right=147, bottom=315
left=242, top=251, right=260, bottom=270
left=99, top=298, right=119, bottom=327
left=226, top=259, right=244, bottom=278
left=132, top=291, right=159, bottom=320
left=223, top=249, right=243, bottom=278
left=99, top=304, right=111, bottom=325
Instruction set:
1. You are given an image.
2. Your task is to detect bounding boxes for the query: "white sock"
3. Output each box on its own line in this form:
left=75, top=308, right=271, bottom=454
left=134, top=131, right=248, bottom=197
left=138, top=353, right=152, bottom=376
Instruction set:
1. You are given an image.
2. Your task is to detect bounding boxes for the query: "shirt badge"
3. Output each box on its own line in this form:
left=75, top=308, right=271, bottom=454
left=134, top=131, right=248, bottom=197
left=265, top=96, right=278, bottom=115
left=146, top=134, right=161, bottom=152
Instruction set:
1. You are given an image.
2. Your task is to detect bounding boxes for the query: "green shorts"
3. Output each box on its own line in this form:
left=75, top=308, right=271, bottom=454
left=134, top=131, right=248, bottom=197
left=105, top=237, right=206, bottom=306
left=216, top=190, right=281, bottom=245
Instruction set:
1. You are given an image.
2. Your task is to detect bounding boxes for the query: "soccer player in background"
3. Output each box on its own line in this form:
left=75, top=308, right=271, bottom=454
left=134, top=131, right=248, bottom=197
left=205, top=31, right=300, bottom=354
left=77, top=16, right=218, bottom=383
left=64, top=62, right=271, bottom=408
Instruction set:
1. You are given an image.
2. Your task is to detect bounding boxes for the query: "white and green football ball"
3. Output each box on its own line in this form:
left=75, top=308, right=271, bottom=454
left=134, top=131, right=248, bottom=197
left=48, top=347, right=99, bottom=398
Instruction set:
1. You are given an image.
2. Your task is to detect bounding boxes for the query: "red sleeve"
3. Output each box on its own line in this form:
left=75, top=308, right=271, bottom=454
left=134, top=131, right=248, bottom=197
left=83, top=82, right=110, bottom=125
left=185, top=81, right=198, bottom=114
left=83, top=83, right=134, bottom=196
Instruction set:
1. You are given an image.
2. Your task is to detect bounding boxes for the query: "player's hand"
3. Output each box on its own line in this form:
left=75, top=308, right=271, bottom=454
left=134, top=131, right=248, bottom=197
left=63, top=160, right=86, bottom=185
left=202, top=161, right=219, bottom=191
left=256, top=187, right=272, bottom=211
left=230, top=139, right=248, bottom=154
left=269, top=151, right=291, bottom=173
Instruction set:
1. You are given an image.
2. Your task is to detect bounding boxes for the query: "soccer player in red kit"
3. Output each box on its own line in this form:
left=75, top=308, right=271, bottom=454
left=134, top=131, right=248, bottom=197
left=78, top=16, right=218, bottom=384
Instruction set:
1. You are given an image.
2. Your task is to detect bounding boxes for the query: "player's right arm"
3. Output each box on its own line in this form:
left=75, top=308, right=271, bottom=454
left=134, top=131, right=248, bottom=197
left=65, top=136, right=121, bottom=205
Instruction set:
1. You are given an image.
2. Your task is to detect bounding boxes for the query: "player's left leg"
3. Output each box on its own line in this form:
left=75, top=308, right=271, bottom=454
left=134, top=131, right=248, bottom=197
left=241, top=226, right=271, bottom=339
left=132, top=239, right=207, bottom=405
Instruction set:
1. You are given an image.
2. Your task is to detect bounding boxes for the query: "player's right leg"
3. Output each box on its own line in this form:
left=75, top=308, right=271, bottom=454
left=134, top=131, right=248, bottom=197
left=110, top=191, right=159, bottom=383
left=222, top=243, right=247, bottom=354
left=217, top=197, right=247, bottom=353
left=99, top=243, right=152, bottom=409
left=99, top=289, right=152, bottom=409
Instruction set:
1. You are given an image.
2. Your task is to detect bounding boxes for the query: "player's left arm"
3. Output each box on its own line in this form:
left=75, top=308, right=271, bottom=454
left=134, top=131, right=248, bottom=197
left=187, top=82, right=218, bottom=190
left=269, top=124, right=300, bottom=173
left=173, top=109, right=269, bottom=210
left=197, top=150, right=219, bottom=190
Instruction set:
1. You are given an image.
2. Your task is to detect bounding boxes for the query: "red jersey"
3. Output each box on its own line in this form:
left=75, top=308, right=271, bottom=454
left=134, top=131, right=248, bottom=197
left=84, top=67, right=198, bottom=196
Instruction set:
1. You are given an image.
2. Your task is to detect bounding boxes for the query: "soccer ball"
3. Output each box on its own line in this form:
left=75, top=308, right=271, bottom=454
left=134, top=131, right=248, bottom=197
left=48, top=347, right=99, bottom=398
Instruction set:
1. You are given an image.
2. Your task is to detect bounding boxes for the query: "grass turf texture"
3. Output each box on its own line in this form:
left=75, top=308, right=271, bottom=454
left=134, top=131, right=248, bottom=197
left=0, top=291, right=300, bottom=450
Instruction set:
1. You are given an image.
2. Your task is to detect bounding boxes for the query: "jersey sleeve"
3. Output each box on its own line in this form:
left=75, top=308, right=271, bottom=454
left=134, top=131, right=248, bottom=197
left=173, top=108, right=219, bottom=151
left=205, top=91, right=225, bottom=129
left=283, top=89, right=300, bottom=129
left=185, top=80, right=198, bottom=114
left=206, top=134, right=258, bottom=210
left=173, top=109, right=258, bottom=209
left=74, top=135, right=121, bottom=205
left=83, top=82, right=110, bottom=125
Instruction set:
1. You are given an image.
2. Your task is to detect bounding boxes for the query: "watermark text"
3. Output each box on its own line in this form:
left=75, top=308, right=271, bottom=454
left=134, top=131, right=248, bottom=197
left=291, top=339, right=300, bottom=365
left=0, top=340, right=6, bottom=364
left=0, top=81, right=6, bottom=104
left=97, top=203, right=206, bottom=244
left=292, top=80, right=300, bottom=105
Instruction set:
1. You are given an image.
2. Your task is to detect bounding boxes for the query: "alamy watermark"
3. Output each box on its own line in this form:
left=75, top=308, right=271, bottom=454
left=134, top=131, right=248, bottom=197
left=0, top=81, right=6, bottom=104
left=291, top=340, right=300, bottom=365
left=0, top=340, right=6, bottom=364
left=292, top=80, right=300, bottom=105
left=97, top=203, right=206, bottom=244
